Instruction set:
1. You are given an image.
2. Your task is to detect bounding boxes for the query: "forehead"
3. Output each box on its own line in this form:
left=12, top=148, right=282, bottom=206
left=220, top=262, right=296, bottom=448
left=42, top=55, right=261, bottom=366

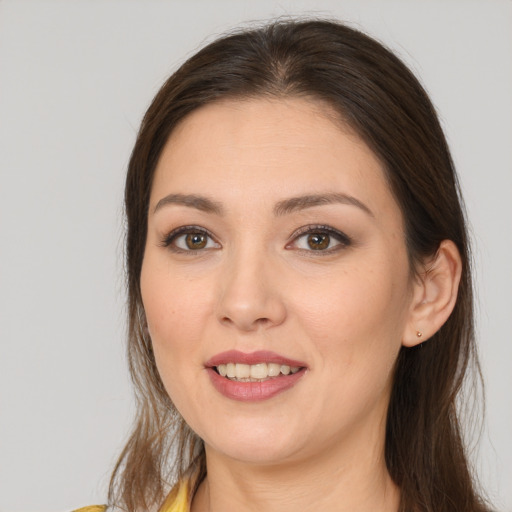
left=151, top=97, right=399, bottom=221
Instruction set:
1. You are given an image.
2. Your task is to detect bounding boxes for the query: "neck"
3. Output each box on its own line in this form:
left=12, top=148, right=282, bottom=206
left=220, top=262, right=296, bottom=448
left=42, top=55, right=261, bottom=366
left=191, top=424, right=400, bottom=512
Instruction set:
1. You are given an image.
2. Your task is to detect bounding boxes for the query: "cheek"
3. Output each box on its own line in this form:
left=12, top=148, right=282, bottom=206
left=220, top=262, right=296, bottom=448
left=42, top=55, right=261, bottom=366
left=141, top=260, right=212, bottom=343
left=289, top=261, right=410, bottom=395
left=140, top=262, right=214, bottom=397
left=293, top=268, right=408, bottom=344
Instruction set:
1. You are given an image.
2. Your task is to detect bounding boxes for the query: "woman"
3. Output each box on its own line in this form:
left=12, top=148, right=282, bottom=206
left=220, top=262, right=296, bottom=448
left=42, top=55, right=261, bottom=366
left=81, top=19, right=491, bottom=512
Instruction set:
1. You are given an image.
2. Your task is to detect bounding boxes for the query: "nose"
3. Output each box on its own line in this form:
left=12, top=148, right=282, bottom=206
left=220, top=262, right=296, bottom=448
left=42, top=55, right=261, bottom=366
left=216, top=251, right=287, bottom=332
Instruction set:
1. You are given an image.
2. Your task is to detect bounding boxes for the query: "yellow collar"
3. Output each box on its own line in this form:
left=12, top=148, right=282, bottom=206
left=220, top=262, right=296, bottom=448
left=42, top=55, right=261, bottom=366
left=160, top=477, right=190, bottom=512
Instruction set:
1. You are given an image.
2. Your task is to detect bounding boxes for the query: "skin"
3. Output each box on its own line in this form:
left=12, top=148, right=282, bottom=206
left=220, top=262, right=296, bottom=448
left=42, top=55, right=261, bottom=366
left=140, top=97, right=461, bottom=512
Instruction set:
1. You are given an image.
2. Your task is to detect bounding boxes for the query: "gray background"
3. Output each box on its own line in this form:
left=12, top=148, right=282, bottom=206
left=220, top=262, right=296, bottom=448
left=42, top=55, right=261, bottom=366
left=0, top=1, right=510, bottom=510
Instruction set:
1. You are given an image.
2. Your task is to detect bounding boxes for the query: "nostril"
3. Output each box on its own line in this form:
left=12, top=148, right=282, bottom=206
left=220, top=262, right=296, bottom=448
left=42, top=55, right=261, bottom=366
left=220, top=315, right=272, bottom=330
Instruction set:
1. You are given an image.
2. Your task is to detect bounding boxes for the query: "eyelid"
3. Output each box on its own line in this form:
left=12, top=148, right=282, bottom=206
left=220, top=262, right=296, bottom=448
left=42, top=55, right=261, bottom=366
left=160, top=225, right=220, bottom=252
left=286, top=224, right=352, bottom=252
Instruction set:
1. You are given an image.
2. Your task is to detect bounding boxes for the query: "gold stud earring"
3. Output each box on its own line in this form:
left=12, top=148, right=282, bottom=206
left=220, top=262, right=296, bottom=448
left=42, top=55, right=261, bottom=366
left=416, top=331, right=423, bottom=338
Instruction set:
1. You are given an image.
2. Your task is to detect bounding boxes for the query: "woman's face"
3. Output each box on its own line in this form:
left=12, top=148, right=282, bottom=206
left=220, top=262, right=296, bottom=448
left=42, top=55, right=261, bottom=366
left=141, top=97, right=419, bottom=465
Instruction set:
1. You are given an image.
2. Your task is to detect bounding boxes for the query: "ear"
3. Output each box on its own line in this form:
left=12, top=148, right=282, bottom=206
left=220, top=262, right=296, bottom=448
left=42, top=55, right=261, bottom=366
left=402, top=240, right=462, bottom=347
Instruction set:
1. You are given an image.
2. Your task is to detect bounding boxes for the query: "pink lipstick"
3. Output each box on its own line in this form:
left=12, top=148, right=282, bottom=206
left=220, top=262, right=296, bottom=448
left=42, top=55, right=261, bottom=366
left=205, top=350, right=307, bottom=402
left=205, top=350, right=306, bottom=368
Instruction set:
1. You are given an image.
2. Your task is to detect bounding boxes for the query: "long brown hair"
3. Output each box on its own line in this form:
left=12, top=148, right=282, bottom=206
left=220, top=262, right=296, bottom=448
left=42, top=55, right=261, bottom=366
left=109, top=19, right=490, bottom=512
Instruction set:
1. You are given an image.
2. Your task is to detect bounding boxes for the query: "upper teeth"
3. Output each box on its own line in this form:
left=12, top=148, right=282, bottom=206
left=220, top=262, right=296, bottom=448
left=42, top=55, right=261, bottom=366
left=216, top=363, right=300, bottom=380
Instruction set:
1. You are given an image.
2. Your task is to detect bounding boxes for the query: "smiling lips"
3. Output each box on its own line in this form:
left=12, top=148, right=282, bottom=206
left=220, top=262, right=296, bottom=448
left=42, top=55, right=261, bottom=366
left=205, top=350, right=307, bottom=402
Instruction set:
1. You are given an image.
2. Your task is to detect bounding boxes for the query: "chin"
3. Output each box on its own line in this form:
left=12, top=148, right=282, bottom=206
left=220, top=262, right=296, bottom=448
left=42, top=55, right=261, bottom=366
left=209, top=438, right=300, bottom=466
left=199, top=416, right=309, bottom=466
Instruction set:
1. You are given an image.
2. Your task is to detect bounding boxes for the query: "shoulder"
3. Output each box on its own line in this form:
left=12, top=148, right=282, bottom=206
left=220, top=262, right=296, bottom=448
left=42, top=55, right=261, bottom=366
left=160, top=477, right=191, bottom=512
left=70, top=477, right=190, bottom=512
left=72, top=506, right=107, bottom=512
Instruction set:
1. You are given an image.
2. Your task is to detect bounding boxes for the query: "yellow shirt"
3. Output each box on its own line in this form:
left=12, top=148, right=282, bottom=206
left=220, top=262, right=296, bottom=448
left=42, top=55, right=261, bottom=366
left=73, top=477, right=190, bottom=512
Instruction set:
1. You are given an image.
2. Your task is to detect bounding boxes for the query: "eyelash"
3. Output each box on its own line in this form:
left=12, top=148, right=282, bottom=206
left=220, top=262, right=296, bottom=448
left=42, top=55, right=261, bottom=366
left=160, top=225, right=219, bottom=254
left=160, top=224, right=352, bottom=254
left=287, top=225, right=352, bottom=254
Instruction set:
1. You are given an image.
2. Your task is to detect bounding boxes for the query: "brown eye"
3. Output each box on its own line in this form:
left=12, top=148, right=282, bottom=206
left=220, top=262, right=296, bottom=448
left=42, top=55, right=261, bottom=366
left=185, top=233, right=207, bottom=250
left=307, top=233, right=330, bottom=250
left=288, top=225, right=352, bottom=254
left=163, top=227, right=220, bottom=252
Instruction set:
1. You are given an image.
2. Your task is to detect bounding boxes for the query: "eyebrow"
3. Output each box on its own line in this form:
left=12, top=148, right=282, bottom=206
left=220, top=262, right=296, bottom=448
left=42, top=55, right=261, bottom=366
left=153, top=192, right=373, bottom=218
left=273, top=193, right=374, bottom=217
left=153, top=193, right=224, bottom=215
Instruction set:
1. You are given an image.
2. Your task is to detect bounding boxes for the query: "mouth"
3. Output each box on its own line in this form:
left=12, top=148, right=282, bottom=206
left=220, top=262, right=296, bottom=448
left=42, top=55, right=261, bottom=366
left=205, top=350, right=307, bottom=401
left=213, top=362, right=302, bottom=382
